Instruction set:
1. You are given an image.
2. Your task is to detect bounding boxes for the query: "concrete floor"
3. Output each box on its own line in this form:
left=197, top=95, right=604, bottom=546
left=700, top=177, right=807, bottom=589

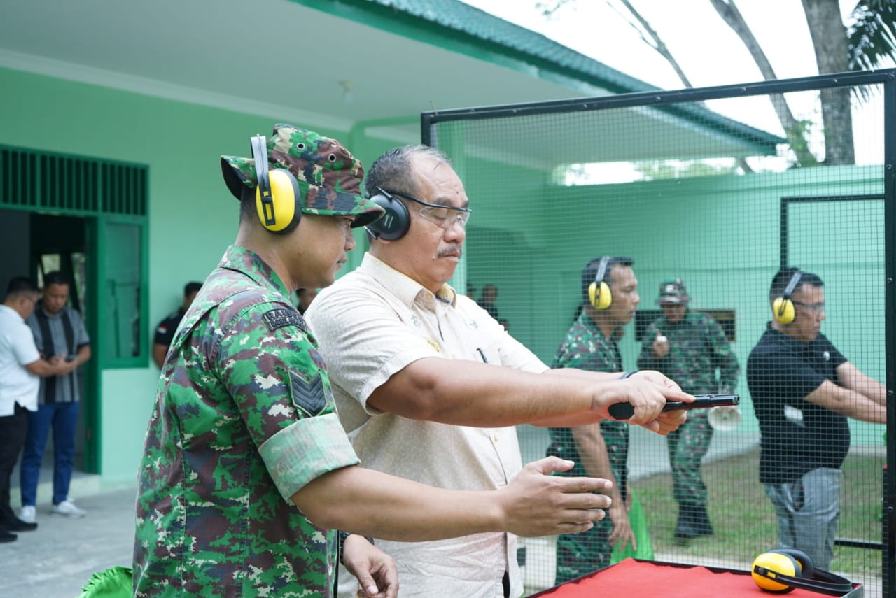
left=0, top=484, right=136, bottom=598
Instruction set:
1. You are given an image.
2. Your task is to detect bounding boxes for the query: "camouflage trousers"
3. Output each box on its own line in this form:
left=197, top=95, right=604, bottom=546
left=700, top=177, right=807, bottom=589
left=554, top=514, right=613, bottom=584
left=554, top=420, right=628, bottom=583
left=667, top=411, right=713, bottom=506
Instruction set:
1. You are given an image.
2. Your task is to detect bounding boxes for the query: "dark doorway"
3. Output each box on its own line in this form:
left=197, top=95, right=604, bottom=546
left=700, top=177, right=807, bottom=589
left=0, top=210, right=99, bottom=473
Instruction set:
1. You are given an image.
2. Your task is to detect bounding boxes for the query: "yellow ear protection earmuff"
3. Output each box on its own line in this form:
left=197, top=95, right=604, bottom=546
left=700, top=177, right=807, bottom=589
left=366, top=187, right=411, bottom=241
left=751, top=549, right=852, bottom=595
left=771, top=270, right=803, bottom=325
left=588, top=256, right=613, bottom=310
left=250, top=135, right=302, bottom=234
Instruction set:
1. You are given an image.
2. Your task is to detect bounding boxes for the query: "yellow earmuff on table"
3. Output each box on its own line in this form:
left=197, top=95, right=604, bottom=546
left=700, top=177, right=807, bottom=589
left=752, top=551, right=802, bottom=592
left=250, top=135, right=301, bottom=234
left=588, top=256, right=613, bottom=310
left=751, top=548, right=853, bottom=595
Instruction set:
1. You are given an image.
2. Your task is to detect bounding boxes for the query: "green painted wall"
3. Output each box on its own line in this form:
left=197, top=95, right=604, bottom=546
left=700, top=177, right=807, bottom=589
left=0, top=66, right=394, bottom=479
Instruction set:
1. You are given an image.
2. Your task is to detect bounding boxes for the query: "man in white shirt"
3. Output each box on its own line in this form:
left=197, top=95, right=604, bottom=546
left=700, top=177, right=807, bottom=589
left=0, top=277, right=74, bottom=542
left=306, top=145, right=692, bottom=597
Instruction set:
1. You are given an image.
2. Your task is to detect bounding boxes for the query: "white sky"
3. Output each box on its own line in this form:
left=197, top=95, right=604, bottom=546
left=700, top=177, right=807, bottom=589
left=461, top=0, right=890, bottom=166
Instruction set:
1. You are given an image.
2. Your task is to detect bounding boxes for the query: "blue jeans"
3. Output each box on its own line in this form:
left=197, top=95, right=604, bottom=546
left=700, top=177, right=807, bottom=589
left=764, top=467, right=842, bottom=570
left=19, top=402, right=79, bottom=506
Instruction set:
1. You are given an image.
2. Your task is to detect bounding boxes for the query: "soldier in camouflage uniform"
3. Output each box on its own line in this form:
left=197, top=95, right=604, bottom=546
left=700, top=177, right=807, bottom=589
left=133, top=124, right=620, bottom=598
left=550, top=257, right=641, bottom=583
left=637, top=279, right=739, bottom=541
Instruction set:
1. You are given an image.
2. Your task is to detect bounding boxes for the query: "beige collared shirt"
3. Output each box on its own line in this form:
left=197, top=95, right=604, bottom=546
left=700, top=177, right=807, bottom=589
left=307, top=253, right=548, bottom=598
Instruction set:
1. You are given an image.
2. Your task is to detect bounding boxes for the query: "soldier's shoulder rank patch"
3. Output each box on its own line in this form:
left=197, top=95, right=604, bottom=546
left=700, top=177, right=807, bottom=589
left=289, top=371, right=330, bottom=417
left=262, top=307, right=307, bottom=333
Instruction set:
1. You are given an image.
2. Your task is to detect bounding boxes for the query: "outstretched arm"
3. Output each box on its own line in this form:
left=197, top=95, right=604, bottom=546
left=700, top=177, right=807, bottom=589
left=805, top=379, right=886, bottom=424
left=370, top=358, right=691, bottom=432
left=837, top=362, right=886, bottom=407
left=531, top=369, right=689, bottom=435
left=292, top=457, right=613, bottom=541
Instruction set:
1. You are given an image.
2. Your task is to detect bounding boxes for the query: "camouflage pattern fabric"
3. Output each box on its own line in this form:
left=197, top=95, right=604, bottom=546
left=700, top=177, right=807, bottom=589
left=663, top=411, right=714, bottom=505
left=549, top=310, right=628, bottom=583
left=637, top=310, right=739, bottom=507
left=133, top=245, right=360, bottom=597
left=221, top=123, right=383, bottom=227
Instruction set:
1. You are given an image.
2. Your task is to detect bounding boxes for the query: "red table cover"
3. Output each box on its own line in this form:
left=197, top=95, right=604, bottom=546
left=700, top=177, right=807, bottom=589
left=534, top=558, right=856, bottom=598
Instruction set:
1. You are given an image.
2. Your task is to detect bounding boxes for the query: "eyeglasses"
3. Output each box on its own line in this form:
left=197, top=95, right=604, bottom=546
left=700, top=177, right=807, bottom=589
left=792, top=300, right=825, bottom=313
left=386, top=190, right=471, bottom=230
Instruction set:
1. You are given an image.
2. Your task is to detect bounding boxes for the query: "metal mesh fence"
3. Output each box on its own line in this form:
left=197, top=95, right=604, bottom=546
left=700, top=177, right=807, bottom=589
left=424, top=71, right=894, bottom=597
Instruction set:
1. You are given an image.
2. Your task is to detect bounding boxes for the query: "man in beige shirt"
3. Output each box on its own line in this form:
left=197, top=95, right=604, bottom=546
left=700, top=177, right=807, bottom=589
left=306, top=145, right=692, bottom=598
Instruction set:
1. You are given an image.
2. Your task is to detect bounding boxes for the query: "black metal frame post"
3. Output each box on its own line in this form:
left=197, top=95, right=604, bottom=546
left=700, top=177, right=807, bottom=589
left=883, top=76, right=896, bottom=598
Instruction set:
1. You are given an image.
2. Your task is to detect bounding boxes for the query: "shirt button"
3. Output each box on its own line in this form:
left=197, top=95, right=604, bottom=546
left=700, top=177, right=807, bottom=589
left=491, top=433, right=499, bottom=443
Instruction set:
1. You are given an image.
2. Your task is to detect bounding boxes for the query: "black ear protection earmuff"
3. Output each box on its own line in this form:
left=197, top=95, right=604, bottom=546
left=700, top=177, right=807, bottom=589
left=365, top=187, right=411, bottom=241
left=751, top=548, right=852, bottom=595
left=588, top=256, right=613, bottom=310
left=250, top=135, right=302, bottom=234
left=772, top=270, right=803, bottom=325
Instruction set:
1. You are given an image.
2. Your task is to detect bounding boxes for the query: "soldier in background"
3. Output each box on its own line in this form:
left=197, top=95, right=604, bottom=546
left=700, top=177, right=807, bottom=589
left=637, top=279, right=739, bottom=541
left=151, top=281, right=202, bottom=368
left=549, top=256, right=641, bottom=582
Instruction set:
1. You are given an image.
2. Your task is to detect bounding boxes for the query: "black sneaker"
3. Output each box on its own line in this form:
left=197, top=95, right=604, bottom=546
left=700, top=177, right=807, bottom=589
left=4, top=516, right=37, bottom=532
left=0, top=528, right=17, bottom=543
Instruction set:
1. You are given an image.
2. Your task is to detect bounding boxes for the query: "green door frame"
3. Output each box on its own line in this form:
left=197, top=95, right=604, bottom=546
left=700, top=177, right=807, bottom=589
left=1, top=144, right=149, bottom=474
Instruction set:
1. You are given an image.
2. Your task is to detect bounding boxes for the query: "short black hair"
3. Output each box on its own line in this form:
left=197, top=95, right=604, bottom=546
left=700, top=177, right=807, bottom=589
left=184, top=281, right=203, bottom=296
left=581, top=256, right=634, bottom=304
left=768, top=267, right=823, bottom=302
left=5, top=276, right=38, bottom=300
left=43, top=271, right=69, bottom=287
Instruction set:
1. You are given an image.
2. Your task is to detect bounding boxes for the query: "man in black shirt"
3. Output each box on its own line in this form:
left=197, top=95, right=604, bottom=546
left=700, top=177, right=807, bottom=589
left=747, top=268, right=885, bottom=569
left=152, top=281, right=202, bottom=368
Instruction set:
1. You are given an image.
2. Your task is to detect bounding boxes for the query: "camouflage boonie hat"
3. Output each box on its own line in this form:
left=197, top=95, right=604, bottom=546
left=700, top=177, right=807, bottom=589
left=221, top=123, right=384, bottom=228
left=658, top=279, right=689, bottom=305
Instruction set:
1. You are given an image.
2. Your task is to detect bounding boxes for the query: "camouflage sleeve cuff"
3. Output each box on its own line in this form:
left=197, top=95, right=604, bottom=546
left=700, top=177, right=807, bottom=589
left=258, top=413, right=360, bottom=502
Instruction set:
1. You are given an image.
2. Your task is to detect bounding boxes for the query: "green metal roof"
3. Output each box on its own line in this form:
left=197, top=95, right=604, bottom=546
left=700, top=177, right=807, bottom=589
left=297, top=0, right=785, bottom=149
left=367, top=0, right=669, bottom=95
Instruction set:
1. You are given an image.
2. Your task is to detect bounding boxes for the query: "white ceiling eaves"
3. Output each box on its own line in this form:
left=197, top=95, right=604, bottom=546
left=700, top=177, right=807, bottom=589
left=0, top=48, right=352, bottom=133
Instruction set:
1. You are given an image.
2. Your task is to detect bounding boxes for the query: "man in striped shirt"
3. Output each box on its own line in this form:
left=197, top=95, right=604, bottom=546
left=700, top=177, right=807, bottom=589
left=20, top=271, right=92, bottom=523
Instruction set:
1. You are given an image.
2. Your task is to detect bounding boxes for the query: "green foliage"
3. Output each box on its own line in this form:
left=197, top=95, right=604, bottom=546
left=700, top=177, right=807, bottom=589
left=848, top=0, right=896, bottom=71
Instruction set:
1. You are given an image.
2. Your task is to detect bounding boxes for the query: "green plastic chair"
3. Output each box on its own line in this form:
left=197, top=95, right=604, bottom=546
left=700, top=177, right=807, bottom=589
left=78, top=566, right=132, bottom=598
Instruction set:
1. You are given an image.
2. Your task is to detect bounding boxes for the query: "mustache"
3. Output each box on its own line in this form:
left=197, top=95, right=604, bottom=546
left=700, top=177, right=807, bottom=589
left=437, top=247, right=462, bottom=258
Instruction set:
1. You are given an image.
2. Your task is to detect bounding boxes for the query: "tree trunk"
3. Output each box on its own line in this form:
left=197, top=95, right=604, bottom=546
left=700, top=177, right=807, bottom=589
left=710, top=0, right=817, bottom=166
left=802, top=0, right=855, bottom=164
